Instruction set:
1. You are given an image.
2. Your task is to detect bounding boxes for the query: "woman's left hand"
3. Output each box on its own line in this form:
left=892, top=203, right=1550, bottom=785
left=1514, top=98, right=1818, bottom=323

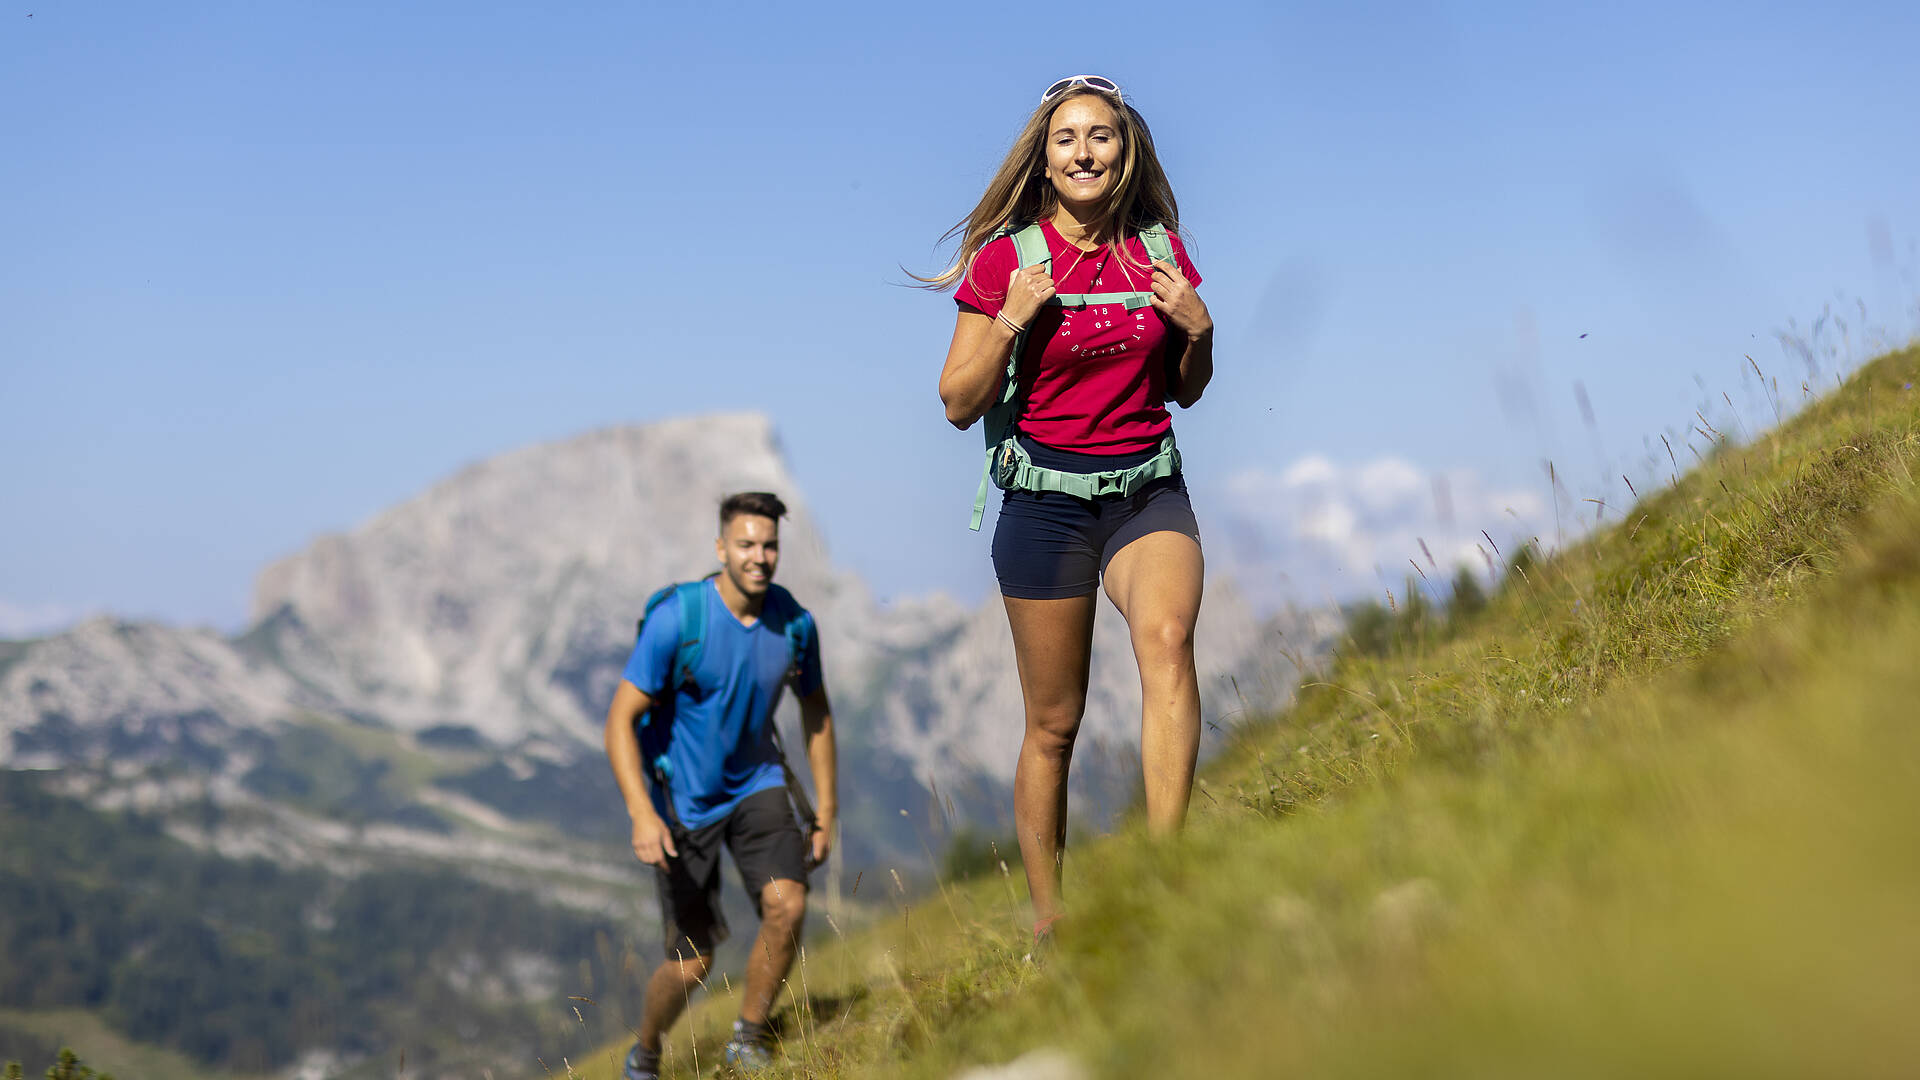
left=1150, top=260, right=1212, bottom=338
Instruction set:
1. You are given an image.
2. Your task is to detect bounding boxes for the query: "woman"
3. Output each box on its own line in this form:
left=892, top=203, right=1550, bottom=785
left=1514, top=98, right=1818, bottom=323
left=931, top=75, right=1214, bottom=942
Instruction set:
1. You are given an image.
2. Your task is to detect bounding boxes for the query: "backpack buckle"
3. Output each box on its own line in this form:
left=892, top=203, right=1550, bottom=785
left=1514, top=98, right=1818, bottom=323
left=993, top=440, right=1023, bottom=489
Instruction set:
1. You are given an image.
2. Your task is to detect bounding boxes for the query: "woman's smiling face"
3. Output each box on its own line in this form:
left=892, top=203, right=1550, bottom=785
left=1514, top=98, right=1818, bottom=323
left=1043, top=94, right=1123, bottom=216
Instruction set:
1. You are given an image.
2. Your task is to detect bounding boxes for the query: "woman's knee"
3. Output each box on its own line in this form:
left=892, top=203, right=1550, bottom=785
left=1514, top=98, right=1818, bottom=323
left=1135, top=614, right=1196, bottom=667
left=1023, top=700, right=1085, bottom=752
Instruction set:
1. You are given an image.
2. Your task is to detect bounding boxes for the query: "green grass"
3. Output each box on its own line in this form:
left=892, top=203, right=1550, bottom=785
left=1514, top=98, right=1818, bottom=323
left=0, top=1008, right=260, bottom=1080
left=568, top=347, right=1920, bottom=1079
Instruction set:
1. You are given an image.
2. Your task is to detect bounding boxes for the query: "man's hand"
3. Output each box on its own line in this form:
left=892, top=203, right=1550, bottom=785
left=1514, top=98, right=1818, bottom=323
left=806, top=824, right=833, bottom=871
left=631, top=812, right=678, bottom=869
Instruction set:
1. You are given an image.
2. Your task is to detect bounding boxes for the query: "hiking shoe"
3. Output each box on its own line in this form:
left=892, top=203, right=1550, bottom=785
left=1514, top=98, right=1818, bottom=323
left=622, top=1041, right=660, bottom=1080
left=722, top=1033, right=774, bottom=1074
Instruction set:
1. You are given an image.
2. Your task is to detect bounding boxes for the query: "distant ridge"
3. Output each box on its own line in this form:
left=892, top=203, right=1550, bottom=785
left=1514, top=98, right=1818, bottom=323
left=5, top=409, right=1312, bottom=798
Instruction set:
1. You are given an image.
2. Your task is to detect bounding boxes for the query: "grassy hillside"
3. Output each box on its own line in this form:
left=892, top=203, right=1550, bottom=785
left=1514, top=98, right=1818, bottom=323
left=0, top=1008, right=248, bottom=1080
left=565, top=347, right=1920, bottom=1079
left=0, top=766, right=656, bottom=1078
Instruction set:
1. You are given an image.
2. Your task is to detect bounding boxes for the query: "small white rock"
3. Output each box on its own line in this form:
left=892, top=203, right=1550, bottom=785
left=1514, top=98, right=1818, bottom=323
left=953, top=1047, right=1088, bottom=1080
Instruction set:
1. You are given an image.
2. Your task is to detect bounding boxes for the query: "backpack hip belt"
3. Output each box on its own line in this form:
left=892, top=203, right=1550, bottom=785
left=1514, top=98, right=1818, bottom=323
left=986, top=432, right=1181, bottom=502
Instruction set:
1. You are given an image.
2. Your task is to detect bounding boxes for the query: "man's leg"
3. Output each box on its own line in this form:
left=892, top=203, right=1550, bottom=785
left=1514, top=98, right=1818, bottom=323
left=630, top=820, right=727, bottom=1076
left=722, top=788, right=814, bottom=1067
left=637, top=950, right=712, bottom=1051
left=739, top=877, right=807, bottom=1026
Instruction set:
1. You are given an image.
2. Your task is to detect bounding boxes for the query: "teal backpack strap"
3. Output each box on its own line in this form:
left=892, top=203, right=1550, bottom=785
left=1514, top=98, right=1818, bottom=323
left=786, top=608, right=815, bottom=678
left=636, top=584, right=676, bottom=646
left=1136, top=223, right=1182, bottom=400
left=1051, top=225, right=1170, bottom=310
left=970, top=457, right=996, bottom=531
left=670, top=577, right=712, bottom=691
left=971, top=223, right=1052, bottom=530
left=993, top=433, right=1181, bottom=502
left=1139, top=222, right=1174, bottom=267
left=1052, top=290, right=1155, bottom=310
left=630, top=577, right=712, bottom=817
left=763, top=584, right=811, bottom=675
left=1009, top=222, right=1051, bottom=276
left=759, top=584, right=821, bottom=831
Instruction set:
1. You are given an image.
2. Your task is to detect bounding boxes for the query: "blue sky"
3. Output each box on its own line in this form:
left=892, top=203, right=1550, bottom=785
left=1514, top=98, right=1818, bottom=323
left=3, top=1, right=1916, bottom=634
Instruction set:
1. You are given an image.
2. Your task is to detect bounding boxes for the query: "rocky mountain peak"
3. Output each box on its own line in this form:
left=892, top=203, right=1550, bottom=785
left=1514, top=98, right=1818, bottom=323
left=247, top=414, right=860, bottom=743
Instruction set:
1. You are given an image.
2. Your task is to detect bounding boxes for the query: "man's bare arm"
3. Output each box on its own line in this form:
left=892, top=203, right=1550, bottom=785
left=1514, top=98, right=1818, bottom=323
left=605, top=680, right=676, bottom=866
left=798, top=685, right=837, bottom=866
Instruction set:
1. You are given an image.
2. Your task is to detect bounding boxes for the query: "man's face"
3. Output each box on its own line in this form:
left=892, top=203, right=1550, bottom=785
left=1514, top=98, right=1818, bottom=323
left=715, top=513, right=779, bottom=598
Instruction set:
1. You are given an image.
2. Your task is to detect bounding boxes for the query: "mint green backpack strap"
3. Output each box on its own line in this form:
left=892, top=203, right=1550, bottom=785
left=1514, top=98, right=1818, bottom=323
left=1139, top=222, right=1174, bottom=267
left=971, top=223, right=1050, bottom=530
left=1009, top=222, right=1051, bottom=276
left=970, top=455, right=997, bottom=531
left=997, top=434, right=1181, bottom=502
left=1053, top=291, right=1155, bottom=310
left=1051, top=226, right=1169, bottom=309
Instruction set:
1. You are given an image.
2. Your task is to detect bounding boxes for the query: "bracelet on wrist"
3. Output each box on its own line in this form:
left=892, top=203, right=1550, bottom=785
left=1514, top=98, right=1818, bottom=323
left=996, top=311, right=1027, bottom=335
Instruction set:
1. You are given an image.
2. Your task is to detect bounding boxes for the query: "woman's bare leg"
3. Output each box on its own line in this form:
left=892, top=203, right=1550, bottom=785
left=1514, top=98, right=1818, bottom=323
left=1002, top=593, right=1097, bottom=925
left=1101, top=531, right=1205, bottom=834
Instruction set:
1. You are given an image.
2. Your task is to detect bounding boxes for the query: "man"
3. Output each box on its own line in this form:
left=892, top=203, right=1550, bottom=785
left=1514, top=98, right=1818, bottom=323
left=604, top=491, right=837, bottom=1078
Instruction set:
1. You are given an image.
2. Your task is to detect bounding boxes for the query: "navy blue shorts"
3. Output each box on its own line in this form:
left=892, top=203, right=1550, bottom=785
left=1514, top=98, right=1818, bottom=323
left=991, top=437, right=1202, bottom=600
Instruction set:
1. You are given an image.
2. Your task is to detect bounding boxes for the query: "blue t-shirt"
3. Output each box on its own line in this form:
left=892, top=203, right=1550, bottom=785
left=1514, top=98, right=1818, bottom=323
left=622, top=580, right=823, bottom=830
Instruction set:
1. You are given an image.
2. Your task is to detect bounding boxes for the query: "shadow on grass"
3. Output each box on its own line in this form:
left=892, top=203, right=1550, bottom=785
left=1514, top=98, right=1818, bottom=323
left=775, top=985, right=872, bottom=1036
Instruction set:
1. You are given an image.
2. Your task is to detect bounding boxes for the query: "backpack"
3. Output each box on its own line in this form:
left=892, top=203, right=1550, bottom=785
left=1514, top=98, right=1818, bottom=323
left=969, top=222, right=1183, bottom=530
left=633, top=575, right=819, bottom=829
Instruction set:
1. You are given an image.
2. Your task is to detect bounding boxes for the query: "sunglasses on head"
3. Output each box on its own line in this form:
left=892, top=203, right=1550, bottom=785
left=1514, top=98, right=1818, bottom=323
left=1040, top=74, right=1121, bottom=103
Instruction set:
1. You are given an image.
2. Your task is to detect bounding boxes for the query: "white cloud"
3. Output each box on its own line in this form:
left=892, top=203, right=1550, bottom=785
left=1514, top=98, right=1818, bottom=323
left=1211, top=454, right=1550, bottom=610
left=1355, top=459, right=1425, bottom=509
left=1279, top=454, right=1338, bottom=487
left=1298, top=501, right=1358, bottom=547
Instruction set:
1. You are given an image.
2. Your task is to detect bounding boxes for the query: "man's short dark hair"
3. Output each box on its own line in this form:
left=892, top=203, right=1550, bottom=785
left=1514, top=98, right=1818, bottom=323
left=719, top=491, right=787, bottom=532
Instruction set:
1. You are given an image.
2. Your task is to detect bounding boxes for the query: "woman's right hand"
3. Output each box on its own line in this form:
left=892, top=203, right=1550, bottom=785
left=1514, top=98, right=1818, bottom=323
left=940, top=265, right=1056, bottom=428
left=1001, top=265, right=1056, bottom=329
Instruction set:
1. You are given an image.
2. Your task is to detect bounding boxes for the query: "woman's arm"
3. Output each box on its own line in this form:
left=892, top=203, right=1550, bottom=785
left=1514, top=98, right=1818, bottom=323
left=1150, top=259, right=1213, bottom=408
left=938, top=264, right=1057, bottom=429
left=1168, top=326, right=1215, bottom=408
left=938, top=311, right=1020, bottom=429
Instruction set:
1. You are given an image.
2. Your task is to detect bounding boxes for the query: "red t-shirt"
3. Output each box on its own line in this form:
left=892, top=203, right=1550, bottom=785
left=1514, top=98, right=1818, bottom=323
left=956, top=221, right=1203, bottom=454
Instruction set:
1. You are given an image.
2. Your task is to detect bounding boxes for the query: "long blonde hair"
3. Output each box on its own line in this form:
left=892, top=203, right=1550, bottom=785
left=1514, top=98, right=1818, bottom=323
left=919, top=86, right=1182, bottom=295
